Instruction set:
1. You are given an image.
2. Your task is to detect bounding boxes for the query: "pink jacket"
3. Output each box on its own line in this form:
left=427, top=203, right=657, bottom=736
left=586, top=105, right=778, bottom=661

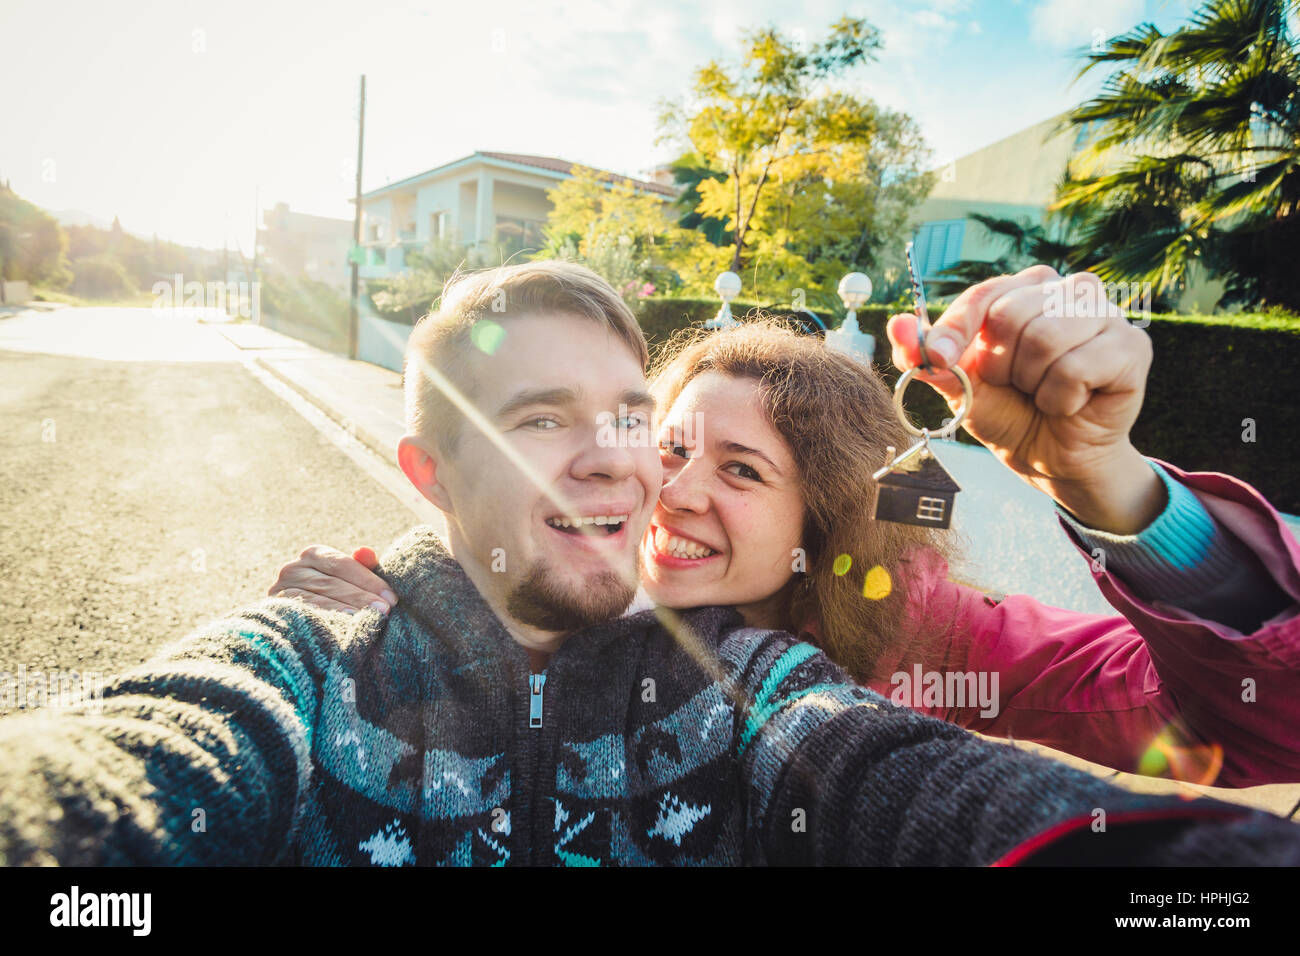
left=865, top=458, right=1300, bottom=788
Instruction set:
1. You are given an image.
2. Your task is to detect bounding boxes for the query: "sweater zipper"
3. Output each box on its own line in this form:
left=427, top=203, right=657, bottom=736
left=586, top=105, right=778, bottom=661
left=529, top=671, right=547, bottom=728
left=523, top=667, right=551, bottom=865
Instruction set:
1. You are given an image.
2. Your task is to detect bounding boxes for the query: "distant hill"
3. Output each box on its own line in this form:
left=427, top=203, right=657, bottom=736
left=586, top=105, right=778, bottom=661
left=50, top=209, right=113, bottom=230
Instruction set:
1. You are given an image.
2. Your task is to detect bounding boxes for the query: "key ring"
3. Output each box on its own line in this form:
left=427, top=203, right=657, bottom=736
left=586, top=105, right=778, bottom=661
left=893, top=363, right=972, bottom=440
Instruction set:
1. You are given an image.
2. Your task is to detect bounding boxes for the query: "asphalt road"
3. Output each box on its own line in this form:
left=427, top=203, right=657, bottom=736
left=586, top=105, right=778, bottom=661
left=0, top=308, right=420, bottom=712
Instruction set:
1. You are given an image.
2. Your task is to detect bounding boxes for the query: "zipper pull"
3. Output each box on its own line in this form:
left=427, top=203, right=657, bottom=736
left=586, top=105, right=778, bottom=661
left=529, top=672, right=546, bottom=729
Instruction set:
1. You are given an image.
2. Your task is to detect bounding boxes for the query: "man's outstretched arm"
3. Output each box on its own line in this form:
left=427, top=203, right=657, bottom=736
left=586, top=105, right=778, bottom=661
left=729, top=629, right=1300, bottom=866
left=0, top=599, right=347, bottom=865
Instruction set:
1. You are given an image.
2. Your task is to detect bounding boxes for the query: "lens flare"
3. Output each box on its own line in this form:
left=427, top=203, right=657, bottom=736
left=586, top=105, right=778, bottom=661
left=1138, top=725, right=1225, bottom=789
left=862, top=564, right=892, bottom=600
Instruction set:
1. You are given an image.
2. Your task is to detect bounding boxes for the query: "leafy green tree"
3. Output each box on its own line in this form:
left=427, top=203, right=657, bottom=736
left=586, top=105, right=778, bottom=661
left=658, top=18, right=931, bottom=302
left=1054, top=0, right=1300, bottom=310
left=0, top=184, right=71, bottom=287
left=659, top=17, right=881, bottom=276
left=68, top=255, right=134, bottom=299
left=538, top=165, right=700, bottom=308
left=666, top=152, right=730, bottom=246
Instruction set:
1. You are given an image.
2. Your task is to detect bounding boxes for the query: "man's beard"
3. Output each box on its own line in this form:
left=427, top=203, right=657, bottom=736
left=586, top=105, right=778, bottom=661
left=506, top=555, right=639, bottom=632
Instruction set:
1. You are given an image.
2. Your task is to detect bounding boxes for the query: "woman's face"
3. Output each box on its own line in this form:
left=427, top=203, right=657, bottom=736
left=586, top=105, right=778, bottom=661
left=640, top=371, right=806, bottom=628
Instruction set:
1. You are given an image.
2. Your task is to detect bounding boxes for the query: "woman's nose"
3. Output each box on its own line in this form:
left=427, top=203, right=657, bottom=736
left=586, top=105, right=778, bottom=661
left=659, top=460, right=710, bottom=513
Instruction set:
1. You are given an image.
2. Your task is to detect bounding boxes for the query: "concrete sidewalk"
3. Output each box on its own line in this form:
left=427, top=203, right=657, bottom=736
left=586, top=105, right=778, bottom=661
left=229, top=324, right=407, bottom=465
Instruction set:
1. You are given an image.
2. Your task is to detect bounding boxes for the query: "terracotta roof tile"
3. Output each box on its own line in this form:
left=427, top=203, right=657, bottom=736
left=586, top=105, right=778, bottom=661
left=477, top=151, right=680, bottom=197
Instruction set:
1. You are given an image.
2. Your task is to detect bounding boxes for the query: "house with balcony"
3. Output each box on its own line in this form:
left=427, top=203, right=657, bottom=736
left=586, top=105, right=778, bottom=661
left=355, top=151, right=679, bottom=280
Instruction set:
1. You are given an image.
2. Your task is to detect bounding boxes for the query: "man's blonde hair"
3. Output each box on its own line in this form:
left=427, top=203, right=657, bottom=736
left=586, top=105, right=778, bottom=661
left=403, top=260, right=649, bottom=452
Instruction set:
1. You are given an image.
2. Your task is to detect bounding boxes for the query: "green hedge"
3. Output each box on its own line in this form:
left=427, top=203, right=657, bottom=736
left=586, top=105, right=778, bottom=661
left=638, top=297, right=930, bottom=346
left=639, top=298, right=1300, bottom=513
left=1127, top=318, right=1299, bottom=513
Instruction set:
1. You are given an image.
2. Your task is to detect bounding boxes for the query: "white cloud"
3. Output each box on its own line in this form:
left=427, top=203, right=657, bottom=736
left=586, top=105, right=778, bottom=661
left=914, top=10, right=956, bottom=31
left=1028, top=0, right=1146, bottom=50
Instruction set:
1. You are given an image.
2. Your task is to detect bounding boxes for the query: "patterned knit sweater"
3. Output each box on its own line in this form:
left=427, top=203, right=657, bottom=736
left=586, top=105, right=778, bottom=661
left=2, top=527, right=1298, bottom=866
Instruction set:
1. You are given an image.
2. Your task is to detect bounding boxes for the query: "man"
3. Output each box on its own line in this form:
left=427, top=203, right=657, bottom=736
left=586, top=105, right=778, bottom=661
left=1, top=260, right=1297, bottom=866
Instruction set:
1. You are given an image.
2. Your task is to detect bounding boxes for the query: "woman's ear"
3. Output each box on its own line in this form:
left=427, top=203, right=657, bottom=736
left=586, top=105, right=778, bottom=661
left=397, top=435, right=454, bottom=515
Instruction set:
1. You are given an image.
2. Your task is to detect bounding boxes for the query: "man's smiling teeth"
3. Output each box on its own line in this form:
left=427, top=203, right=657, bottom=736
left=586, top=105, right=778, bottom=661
left=653, top=527, right=716, bottom=559
left=546, top=514, right=629, bottom=529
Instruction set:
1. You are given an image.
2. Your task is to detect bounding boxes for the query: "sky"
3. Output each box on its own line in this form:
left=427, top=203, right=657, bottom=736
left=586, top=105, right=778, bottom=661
left=0, top=0, right=1200, bottom=250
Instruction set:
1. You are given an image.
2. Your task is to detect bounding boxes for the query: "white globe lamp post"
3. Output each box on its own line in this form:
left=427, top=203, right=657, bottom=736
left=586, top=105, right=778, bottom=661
left=705, top=271, right=742, bottom=329
left=825, top=271, right=876, bottom=364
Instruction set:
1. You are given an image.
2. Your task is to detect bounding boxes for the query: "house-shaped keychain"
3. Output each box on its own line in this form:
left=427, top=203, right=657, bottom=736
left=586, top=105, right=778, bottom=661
left=873, top=450, right=961, bottom=529
left=868, top=239, right=969, bottom=532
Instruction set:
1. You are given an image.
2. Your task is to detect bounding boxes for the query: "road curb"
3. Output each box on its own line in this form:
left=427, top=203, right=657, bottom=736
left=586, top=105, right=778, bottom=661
left=251, top=357, right=395, bottom=464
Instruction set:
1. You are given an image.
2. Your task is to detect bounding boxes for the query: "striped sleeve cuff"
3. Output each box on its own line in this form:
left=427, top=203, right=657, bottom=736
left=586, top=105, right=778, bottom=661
left=1056, top=458, right=1294, bottom=630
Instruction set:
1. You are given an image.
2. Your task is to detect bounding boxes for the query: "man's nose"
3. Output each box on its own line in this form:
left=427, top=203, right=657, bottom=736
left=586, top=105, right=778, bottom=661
left=571, top=432, right=637, bottom=482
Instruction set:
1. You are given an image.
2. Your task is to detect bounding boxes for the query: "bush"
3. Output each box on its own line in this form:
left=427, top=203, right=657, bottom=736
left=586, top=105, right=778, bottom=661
left=1128, top=316, right=1300, bottom=512
left=68, top=255, right=134, bottom=299
left=366, top=239, right=498, bottom=325
left=261, top=273, right=351, bottom=353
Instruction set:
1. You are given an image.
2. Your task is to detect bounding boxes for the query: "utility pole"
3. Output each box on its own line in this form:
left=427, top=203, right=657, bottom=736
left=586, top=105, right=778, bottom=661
left=349, top=74, right=366, bottom=360
left=252, top=186, right=261, bottom=323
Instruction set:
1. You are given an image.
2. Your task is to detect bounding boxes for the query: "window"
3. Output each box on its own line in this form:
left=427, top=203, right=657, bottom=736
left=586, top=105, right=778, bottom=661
left=916, top=496, right=947, bottom=522
left=494, top=216, right=546, bottom=254
left=431, top=211, right=449, bottom=240
left=912, top=220, right=966, bottom=280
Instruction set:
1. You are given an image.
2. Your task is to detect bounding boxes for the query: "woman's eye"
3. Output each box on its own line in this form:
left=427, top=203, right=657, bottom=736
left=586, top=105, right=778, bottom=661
left=723, top=462, right=762, bottom=482
left=525, top=417, right=560, bottom=431
left=658, top=440, right=692, bottom=459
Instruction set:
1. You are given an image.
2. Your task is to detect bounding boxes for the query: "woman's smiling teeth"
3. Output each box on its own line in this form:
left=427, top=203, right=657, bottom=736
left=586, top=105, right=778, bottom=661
left=546, top=514, right=629, bottom=535
left=653, top=527, right=716, bottom=559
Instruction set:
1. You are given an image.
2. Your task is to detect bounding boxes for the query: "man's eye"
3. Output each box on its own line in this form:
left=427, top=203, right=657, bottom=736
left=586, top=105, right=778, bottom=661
left=525, top=417, right=560, bottom=430
left=616, top=413, right=648, bottom=429
left=723, top=462, right=762, bottom=481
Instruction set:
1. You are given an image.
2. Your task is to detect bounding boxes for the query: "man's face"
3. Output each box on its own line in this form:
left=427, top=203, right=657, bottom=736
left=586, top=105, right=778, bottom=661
left=429, top=313, right=661, bottom=632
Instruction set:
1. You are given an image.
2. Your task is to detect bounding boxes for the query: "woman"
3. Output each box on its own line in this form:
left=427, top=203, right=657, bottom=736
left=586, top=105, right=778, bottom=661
left=270, top=315, right=1300, bottom=786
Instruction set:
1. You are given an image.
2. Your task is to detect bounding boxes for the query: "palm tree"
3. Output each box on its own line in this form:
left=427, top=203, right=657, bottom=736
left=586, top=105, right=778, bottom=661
left=1052, top=0, right=1300, bottom=311
left=667, top=153, right=731, bottom=247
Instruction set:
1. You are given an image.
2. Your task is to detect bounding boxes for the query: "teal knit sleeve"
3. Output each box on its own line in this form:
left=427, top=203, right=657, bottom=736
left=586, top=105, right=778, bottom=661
left=724, top=626, right=1300, bottom=865
left=1057, top=458, right=1295, bottom=632
left=0, top=598, right=348, bottom=865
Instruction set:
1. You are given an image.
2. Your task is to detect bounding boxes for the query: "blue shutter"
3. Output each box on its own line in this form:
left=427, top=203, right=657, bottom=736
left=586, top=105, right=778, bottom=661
left=942, top=221, right=965, bottom=270
left=915, top=223, right=938, bottom=277
left=913, top=220, right=966, bottom=279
